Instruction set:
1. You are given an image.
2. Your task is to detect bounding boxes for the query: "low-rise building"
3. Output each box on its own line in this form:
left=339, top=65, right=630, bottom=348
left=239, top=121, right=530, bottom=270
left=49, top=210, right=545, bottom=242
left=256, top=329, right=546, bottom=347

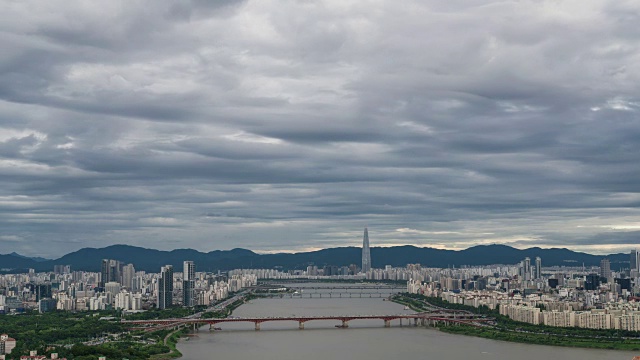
left=0, top=334, right=16, bottom=355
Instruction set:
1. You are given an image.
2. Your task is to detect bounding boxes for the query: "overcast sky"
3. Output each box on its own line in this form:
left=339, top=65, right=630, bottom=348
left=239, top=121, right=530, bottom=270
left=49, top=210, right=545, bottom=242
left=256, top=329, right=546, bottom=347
left=1, top=0, right=640, bottom=258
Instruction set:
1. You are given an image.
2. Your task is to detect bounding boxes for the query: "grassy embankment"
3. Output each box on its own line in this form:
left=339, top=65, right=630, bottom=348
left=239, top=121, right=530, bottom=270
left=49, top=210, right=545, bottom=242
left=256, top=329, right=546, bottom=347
left=150, top=328, right=189, bottom=360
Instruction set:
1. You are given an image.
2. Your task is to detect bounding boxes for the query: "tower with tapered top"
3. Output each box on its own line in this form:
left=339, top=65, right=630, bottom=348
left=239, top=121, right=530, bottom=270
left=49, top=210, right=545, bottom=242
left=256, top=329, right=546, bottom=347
left=362, top=227, right=371, bottom=273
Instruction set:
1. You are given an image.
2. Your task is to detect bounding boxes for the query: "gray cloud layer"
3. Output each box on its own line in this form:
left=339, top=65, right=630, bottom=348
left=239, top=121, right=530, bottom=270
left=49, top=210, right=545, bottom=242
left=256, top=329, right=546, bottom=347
left=1, top=0, right=640, bottom=257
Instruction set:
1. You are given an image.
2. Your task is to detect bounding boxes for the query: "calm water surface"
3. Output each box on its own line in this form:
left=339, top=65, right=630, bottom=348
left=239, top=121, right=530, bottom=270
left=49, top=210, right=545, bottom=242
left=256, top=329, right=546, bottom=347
left=178, top=284, right=637, bottom=360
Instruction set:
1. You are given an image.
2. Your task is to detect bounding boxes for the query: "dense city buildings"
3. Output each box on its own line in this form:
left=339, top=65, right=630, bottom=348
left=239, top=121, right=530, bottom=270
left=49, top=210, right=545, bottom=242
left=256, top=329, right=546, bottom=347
left=3, top=246, right=640, bottom=338
left=0, top=257, right=261, bottom=315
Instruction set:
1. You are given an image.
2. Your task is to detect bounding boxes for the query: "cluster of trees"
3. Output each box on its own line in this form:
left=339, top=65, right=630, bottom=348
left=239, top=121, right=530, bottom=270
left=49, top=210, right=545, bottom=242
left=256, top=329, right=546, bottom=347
left=0, top=311, right=127, bottom=356
left=63, top=341, right=170, bottom=360
left=0, top=310, right=185, bottom=360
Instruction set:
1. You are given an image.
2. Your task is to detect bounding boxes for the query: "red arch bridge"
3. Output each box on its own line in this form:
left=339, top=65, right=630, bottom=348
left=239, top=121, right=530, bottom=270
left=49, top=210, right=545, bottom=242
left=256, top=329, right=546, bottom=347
left=123, top=311, right=493, bottom=332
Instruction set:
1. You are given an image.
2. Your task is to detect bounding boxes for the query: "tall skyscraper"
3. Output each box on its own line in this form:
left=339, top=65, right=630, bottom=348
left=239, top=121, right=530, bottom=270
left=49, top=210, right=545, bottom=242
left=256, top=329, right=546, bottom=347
left=157, top=265, right=174, bottom=309
left=524, top=257, right=531, bottom=281
left=600, top=258, right=611, bottom=280
left=362, top=227, right=371, bottom=273
left=535, top=257, right=542, bottom=279
left=100, top=259, right=109, bottom=288
left=631, top=250, right=639, bottom=273
left=122, top=264, right=135, bottom=289
left=100, top=259, right=123, bottom=288
left=183, top=261, right=196, bottom=307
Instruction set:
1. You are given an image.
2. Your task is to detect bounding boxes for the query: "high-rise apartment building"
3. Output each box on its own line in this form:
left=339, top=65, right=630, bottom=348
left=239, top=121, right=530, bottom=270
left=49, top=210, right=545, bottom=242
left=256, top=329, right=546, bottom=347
left=122, top=264, right=135, bottom=289
left=183, top=261, right=196, bottom=307
left=362, top=228, right=371, bottom=273
left=631, top=250, right=640, bottom=273
left=521, top=257, right=531, bottom=281
left=35, top=284, right=52, bottom=302
left=100, top=259, right=123, bottom=288
left=157, top=265, right=174, bottom=309
left=53, top=265, right=70, bottom=275
left=600, top=258, right=612, bottom=280
left=535, top=257, right=542, bottom=280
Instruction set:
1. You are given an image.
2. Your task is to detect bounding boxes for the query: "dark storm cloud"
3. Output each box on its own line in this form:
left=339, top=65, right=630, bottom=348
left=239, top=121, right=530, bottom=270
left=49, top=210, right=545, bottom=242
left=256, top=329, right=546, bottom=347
left=1, top=0, right=639, bottom=257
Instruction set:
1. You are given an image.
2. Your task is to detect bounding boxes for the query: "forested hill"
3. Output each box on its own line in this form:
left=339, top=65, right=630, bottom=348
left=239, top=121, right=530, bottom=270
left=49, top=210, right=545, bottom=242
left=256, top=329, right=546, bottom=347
left=1, top=244, right=627, bottom=273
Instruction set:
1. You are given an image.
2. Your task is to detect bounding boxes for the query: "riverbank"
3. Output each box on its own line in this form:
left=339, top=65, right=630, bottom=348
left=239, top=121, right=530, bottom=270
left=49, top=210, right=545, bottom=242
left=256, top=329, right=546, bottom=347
left=151, top=328, right=189, bottom=360
left=395, top=293, right=640, bottom=351
left=149, top=294, right=253, bottom=359
left=440, top=325, right=640, bottom=351
left=389, top=296, right=424, bottom=312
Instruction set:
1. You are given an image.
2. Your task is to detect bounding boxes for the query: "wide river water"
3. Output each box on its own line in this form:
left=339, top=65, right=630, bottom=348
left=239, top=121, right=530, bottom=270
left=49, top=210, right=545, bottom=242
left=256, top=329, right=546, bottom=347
left=178, top=283, right=638, bottom=360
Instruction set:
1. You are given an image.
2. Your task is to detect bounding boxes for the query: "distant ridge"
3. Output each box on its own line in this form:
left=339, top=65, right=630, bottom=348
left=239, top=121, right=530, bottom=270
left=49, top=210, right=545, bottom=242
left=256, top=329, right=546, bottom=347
left=0, top=244, right=628, bottom=274
left=9, top=252, right=50, bottom=262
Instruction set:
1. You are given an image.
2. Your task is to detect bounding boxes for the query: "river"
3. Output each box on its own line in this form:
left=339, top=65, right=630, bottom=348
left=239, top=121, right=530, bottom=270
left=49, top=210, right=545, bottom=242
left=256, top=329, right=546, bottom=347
left=178, top=283, right=638, bottom=360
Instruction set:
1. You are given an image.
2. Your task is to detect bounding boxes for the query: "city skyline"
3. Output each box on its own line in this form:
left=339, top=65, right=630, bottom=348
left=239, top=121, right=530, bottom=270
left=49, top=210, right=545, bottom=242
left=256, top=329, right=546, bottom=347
left=1, top=1, right=640, bottom=258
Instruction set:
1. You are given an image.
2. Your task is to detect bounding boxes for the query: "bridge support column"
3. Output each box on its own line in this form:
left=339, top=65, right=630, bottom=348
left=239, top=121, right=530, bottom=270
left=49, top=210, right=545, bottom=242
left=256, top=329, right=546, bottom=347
left=299, top=321, right=305, bottom=330
left=399, top=318, right=403, bottom=327
left=342, top=320, right=349, bottom=328
left=414, top=319, right=418, bottom=326
left=384, top=320, right=391, bottom=328
left=255, top=322, right=261, bottom=331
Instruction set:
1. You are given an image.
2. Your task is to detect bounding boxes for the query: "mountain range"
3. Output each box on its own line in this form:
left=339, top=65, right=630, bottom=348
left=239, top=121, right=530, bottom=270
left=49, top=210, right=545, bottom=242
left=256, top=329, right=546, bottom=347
left=0, top=244, right=629, bottom=273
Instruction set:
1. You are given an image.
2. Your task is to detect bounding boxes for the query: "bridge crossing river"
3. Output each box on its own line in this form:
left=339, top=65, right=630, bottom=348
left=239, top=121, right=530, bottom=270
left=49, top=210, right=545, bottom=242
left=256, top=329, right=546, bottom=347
left=253, top=283, right=406, bottom=299
left=123, top=311, right=492, bottom=331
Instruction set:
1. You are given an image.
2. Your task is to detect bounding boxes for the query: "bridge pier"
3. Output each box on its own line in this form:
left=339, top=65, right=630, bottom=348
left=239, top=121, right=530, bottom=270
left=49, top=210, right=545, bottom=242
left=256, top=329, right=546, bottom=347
left=384, top=320, right=391, bottom=328
left=399, top=318, right=403, bottom=327
left=413, top=318, right=418, bottom=327
left=255, top=322, right=261, bottom=331
left=299, top=321, right=305, bottom=330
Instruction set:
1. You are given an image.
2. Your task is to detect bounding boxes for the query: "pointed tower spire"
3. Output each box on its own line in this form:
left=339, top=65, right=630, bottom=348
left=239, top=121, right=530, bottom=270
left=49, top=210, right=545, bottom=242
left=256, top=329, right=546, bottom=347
left=362, top=227, right=371, bottom=273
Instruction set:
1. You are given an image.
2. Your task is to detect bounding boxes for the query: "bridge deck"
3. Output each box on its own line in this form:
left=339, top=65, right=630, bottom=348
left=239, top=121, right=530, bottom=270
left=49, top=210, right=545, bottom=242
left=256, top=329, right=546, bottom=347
left=124, top=312, right=490, bottom=325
